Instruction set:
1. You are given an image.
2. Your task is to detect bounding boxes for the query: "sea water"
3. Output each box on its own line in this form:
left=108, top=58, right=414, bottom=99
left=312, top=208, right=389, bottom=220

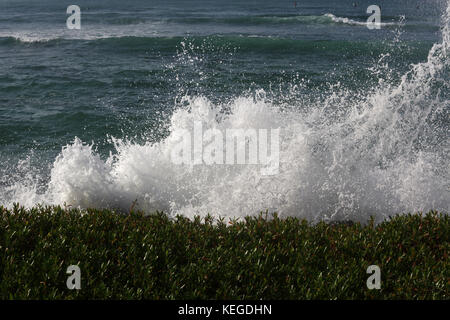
left=0, top=0, right=448, bottom=222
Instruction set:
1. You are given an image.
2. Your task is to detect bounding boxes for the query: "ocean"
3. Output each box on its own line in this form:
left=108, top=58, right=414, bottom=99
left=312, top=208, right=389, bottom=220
left=0, top=0, right=448, bottom=222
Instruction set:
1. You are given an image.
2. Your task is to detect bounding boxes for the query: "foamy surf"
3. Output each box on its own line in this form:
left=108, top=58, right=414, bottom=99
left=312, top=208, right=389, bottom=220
left=323, top=13, right=398, bottom=27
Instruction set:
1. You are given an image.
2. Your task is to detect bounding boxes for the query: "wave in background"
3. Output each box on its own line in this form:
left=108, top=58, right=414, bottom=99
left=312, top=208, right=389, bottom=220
left=169, top=13, right=401, bottom=26
left=1, top=2, right=449, bottom=223
left=0, top=12, right=420, bottom=44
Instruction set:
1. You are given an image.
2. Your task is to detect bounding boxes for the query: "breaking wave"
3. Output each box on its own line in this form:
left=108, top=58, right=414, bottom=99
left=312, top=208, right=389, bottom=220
left=1, top=2, right=449, bottom=223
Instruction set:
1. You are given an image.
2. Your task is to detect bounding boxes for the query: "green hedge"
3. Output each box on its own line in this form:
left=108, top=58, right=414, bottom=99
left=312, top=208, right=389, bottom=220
left=0, top=205, right=448, bottom=299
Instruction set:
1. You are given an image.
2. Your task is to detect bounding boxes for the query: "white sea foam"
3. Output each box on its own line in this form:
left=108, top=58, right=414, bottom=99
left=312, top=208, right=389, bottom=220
left=0, top=21, right=165, bottom=43
left=324, top=13, right=398, bottom=27
left=1, top=2, right=449, bottom=222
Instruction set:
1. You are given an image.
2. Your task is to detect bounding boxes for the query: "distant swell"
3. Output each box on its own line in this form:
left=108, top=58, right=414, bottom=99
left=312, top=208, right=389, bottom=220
left=169, top=13, right=402, bottom=27
left=0, top=35, right=432, bottom=58
left=0, top=12, right=416, bottom=45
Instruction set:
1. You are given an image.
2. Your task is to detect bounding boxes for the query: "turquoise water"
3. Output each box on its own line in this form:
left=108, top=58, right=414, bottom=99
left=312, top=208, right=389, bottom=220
left=0, top=0, right=448, bottom=221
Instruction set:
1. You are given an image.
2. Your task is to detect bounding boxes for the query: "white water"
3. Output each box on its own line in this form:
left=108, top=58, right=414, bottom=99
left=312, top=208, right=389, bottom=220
left=1, top=3, right=449, bottom=223
left=323, top=13, right=398, bottom=27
